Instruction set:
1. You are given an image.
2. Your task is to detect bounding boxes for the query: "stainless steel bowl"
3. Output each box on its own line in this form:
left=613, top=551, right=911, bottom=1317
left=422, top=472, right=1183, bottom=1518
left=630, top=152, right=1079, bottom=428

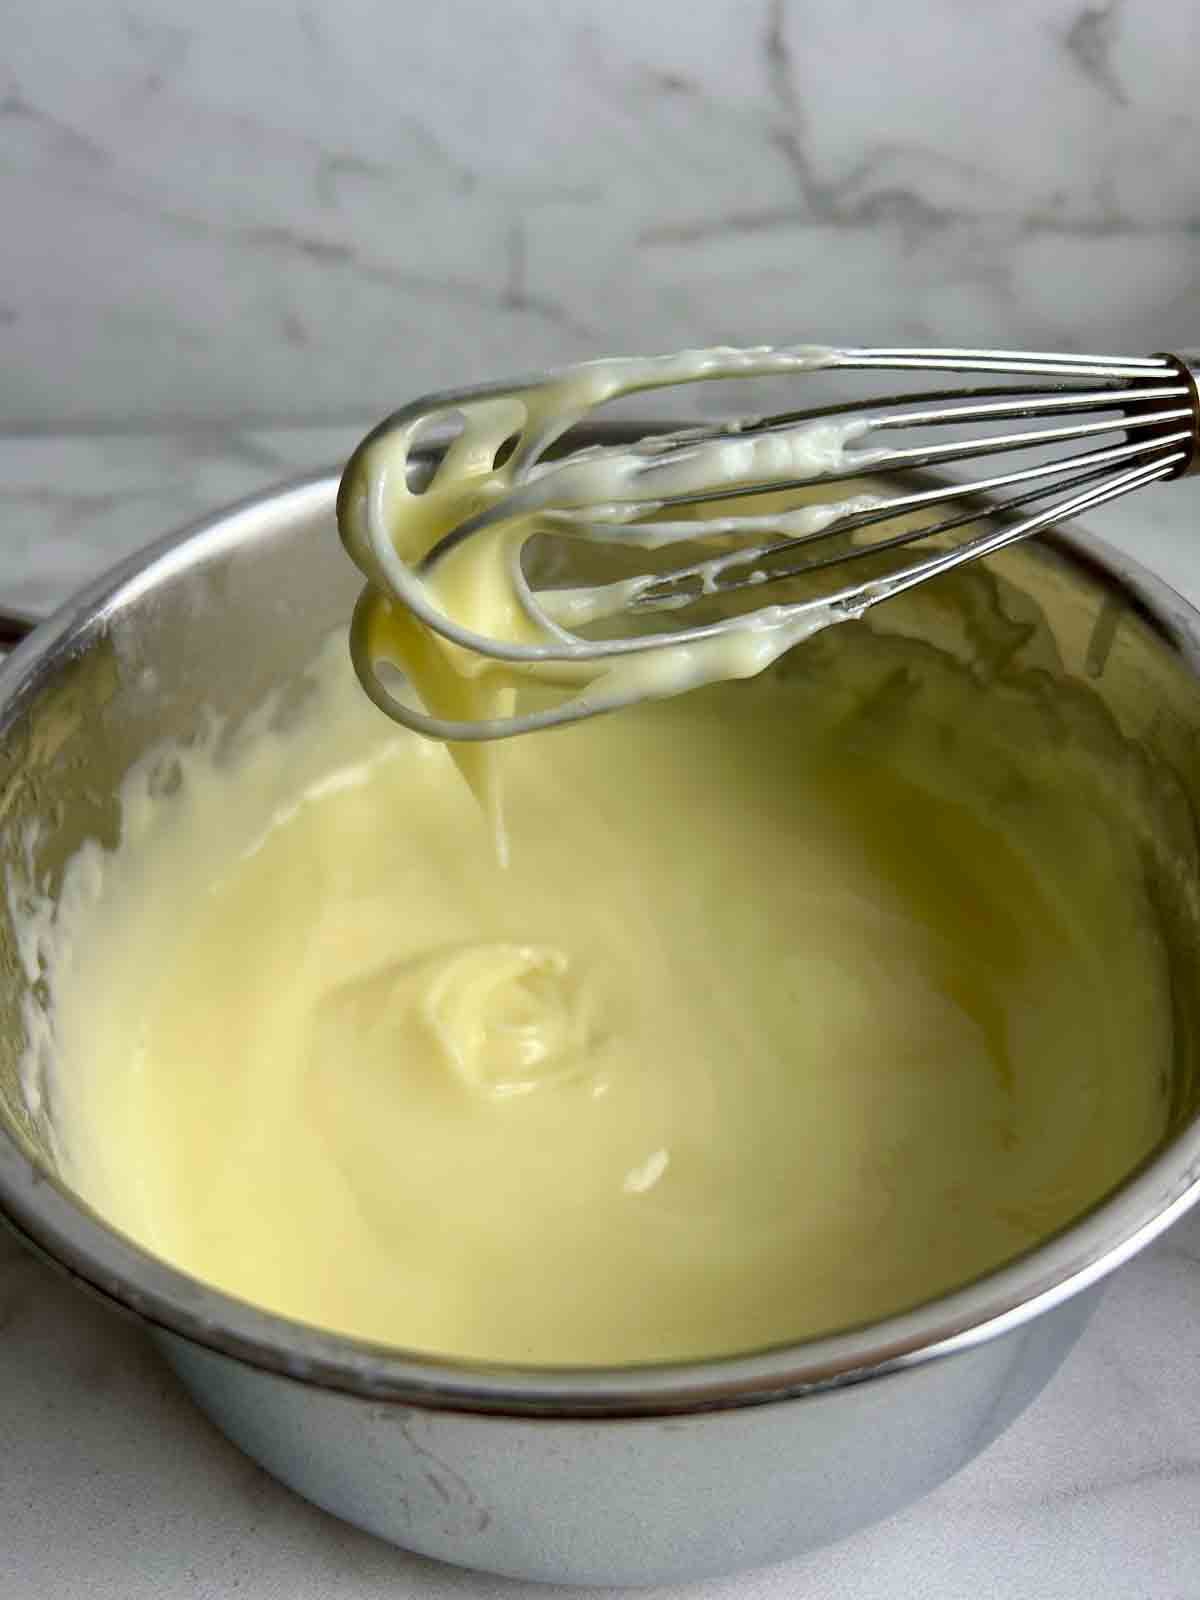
left=2, top=452, right=1200, bottom=1587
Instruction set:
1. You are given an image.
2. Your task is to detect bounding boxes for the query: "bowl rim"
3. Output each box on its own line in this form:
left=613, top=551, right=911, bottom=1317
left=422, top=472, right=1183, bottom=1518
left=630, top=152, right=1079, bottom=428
left=2, top=454, right=1200, bottom=1419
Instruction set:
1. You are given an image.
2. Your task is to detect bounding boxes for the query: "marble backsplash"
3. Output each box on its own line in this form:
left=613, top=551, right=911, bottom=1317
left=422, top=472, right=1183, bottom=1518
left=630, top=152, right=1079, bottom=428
left=6, top=0, right=1200, bottom=428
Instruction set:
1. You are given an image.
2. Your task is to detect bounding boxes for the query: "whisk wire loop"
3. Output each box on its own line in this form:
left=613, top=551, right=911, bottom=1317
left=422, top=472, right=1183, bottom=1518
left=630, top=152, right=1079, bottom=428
left=339, top=346, right=1200, bottom=740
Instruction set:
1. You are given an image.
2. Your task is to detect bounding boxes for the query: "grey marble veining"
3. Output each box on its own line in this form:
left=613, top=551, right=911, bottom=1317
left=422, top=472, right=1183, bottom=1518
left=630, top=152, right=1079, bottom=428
left=6, top=0, right=1200, bottom=429
left=1, top=424, right=1199, bottom=1599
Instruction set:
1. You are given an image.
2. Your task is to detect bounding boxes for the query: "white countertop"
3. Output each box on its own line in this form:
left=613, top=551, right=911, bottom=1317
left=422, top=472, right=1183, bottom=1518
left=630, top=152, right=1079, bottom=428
left=3, top=427, right=1200, bottom=1600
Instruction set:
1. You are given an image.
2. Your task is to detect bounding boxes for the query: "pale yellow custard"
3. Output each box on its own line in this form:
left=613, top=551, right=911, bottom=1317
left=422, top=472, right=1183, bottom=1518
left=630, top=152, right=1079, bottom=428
left=44, top=619, right=1173, bottom=1366
left=338, top=345, right=891, bottom=795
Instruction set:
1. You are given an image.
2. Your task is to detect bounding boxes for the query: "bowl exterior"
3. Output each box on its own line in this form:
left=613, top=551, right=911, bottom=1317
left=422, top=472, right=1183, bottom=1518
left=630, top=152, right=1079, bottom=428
left=159, top=1287, right=1096, bottom=1586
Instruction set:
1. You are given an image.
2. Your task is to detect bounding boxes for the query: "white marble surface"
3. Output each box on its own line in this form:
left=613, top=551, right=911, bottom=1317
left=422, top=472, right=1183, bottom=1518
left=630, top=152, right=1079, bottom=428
left=1, top=427, right=1200, bottom=1598
left=7, top=0, right=1200, bottom=428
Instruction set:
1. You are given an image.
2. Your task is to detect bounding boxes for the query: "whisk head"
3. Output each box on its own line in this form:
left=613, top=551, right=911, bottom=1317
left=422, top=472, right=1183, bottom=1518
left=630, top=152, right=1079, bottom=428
left=338, top=345, right=1200, bottom=741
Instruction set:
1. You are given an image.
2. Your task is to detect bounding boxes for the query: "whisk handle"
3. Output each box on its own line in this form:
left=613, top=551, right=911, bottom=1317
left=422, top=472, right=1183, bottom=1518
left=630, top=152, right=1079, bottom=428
left=1157, top=351, right=1200, bottom=475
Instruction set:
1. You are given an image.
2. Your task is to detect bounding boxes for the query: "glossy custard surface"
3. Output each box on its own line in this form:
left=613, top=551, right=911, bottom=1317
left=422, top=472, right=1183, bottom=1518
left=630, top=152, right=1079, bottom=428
left=46, top=631, right=1172, bottom=1363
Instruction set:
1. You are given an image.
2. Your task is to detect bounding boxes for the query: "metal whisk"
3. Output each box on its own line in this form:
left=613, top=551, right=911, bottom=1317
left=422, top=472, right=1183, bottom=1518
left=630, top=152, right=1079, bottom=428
left=338, top=345, right=1200, bottom=740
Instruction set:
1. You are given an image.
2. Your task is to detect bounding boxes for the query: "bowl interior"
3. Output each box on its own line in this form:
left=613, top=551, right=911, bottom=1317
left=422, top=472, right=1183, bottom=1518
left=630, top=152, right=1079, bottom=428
left=2, top=468, right=1200, bottom=1401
